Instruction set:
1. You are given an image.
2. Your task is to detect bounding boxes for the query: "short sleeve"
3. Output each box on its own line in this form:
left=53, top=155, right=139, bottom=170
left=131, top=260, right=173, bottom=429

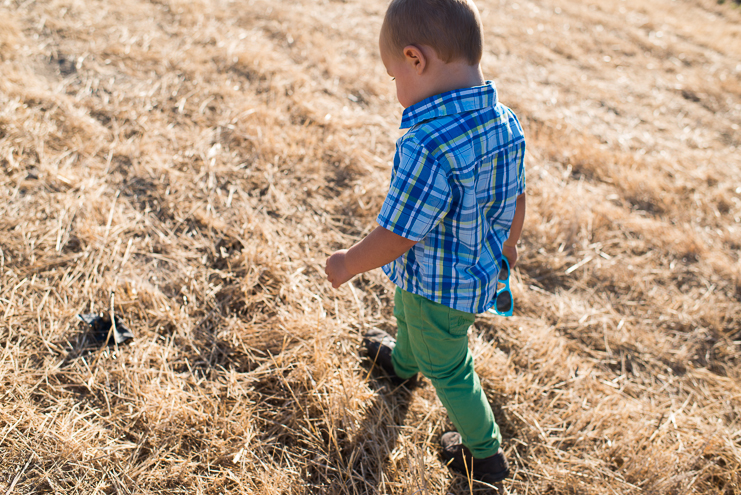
left=377, top=136, right=452, bottom=242
left=503, top=107, right=526, bottom=196
left=515, top=140, right=526, bottom=195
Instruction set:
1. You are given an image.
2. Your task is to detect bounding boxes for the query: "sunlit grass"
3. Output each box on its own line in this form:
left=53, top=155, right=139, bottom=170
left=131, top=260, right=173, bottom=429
left=1, top=0, right=740, bottom=493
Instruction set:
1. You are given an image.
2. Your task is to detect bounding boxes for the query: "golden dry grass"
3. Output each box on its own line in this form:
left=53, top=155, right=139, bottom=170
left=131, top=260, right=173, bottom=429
left=1, top=0, right=740, bottom=493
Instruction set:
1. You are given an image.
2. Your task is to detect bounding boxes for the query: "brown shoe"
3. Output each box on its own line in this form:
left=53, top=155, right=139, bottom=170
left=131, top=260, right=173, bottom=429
left=441, top=431, right=510, bottom=483
left=361, top=328, right=418, bottom=387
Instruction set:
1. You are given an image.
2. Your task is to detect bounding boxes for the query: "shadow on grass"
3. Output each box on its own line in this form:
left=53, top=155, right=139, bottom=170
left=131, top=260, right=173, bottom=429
left=342, top=369, right=414, bottom=494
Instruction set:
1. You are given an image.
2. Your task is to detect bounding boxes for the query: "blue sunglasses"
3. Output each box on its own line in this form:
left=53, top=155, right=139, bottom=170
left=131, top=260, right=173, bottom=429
left=487, top=256, right=513, bottom=317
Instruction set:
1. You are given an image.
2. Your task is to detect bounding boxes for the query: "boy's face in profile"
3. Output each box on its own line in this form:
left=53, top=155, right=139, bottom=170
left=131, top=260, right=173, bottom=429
left=379, top=35, right=484, bottom=109
left=380, top=38, right=426, bottom=109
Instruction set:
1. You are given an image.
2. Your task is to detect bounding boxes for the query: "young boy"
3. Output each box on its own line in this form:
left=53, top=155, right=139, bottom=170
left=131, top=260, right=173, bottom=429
left=325, top=0, right=526, bottom=484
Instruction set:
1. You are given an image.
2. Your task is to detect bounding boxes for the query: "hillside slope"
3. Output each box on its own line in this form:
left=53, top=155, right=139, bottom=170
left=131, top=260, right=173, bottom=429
left=1, top=0, right=740, bottom=493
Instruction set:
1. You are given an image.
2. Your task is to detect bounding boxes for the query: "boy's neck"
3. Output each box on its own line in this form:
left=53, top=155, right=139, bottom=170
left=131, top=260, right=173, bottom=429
left=429, top=61, right=485, bottom=96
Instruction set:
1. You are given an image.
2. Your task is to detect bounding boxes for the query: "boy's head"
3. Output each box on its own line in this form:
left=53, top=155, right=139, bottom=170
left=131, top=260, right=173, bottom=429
left=380, top=0, right=484, bottom=66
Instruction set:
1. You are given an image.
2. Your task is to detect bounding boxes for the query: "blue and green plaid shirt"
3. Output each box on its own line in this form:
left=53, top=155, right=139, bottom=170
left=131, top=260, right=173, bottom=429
left=377, top=81, right=526, bottom=314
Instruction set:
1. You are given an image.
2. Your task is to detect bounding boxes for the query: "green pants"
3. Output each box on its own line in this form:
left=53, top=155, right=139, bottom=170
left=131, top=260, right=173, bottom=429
left=391, top=287, right=502, bottom=458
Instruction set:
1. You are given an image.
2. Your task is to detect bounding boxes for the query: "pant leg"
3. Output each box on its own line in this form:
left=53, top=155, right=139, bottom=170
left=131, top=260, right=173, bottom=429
left=401, top=289, right=502, bottom=458
left=390, top=287, right=420, bottom=380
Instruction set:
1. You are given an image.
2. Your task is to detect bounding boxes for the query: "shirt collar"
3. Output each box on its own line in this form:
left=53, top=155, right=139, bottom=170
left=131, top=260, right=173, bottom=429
left=399, top=80, right=498, bottom=129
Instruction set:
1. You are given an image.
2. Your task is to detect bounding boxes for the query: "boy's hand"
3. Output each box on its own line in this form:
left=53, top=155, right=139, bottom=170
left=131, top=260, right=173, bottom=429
left=325, top=250, right=354, bottom=288
left=502, top=243, right=518, bottom=268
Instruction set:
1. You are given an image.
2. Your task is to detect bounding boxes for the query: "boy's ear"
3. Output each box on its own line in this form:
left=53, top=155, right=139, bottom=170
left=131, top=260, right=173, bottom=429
left=402, top=45, right=426, bottom=74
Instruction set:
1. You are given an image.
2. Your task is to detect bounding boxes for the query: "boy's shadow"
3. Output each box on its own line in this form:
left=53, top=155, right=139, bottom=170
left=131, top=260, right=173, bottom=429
left=344, top=369, right=414, bottom=494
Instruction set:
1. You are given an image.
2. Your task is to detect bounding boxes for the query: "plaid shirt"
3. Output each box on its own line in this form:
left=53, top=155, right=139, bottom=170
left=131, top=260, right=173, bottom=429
left=377, top=81, right=526, bottom=314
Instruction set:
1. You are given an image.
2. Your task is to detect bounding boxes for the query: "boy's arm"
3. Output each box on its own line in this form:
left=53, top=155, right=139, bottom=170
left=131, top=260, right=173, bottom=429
left=325, top=226, right=417, bottom=288
left=502, top=193, right=526, bottom=267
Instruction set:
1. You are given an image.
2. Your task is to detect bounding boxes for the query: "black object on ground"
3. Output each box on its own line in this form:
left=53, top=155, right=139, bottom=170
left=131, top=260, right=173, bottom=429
left=77, top=313, right=134, bottom=345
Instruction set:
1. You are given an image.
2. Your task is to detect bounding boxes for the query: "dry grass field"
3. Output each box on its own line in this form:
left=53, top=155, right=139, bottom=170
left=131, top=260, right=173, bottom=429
left=1, top=0, right=740, bottom=493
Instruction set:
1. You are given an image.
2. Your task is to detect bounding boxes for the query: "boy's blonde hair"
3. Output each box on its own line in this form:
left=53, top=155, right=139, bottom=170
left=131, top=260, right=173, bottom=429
left=380, top=0, right=483, bottom=65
